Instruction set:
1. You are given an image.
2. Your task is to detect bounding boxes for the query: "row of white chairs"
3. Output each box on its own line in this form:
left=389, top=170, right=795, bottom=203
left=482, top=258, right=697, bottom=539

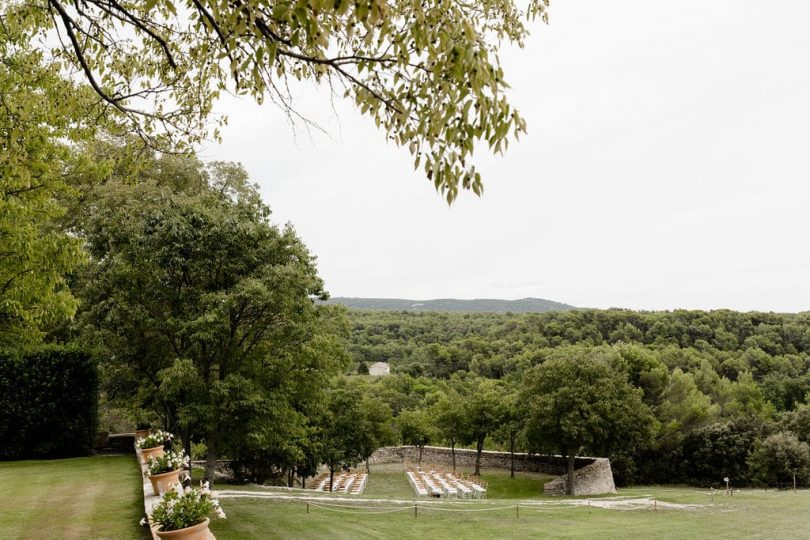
left=309, top=471, right=368, bottom=494
left=407, top=468, right=487, bottom=499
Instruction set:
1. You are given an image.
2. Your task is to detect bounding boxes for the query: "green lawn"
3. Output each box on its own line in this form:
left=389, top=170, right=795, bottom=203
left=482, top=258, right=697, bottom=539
left=0, top=455, right=149, bottom=540
left=3, top=457, right=809, bottom=539
left=210, top=473, right=810, bottom=539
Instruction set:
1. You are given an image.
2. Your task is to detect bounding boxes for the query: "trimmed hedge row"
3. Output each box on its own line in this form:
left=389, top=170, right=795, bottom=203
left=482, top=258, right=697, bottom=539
left=0, top=345, right=99, bottom=459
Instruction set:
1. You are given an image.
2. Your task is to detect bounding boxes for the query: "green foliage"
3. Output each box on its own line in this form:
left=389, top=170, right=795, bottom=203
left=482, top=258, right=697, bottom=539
left=356, top=394, right=397, bottom=463
left=748, top=432, right=810, bottom=486
left=397, top=409, right=436, bottom=450
left=521, top=347, right=655, bottom=459
left=17, top=0, right=549, bottom=199
left=457, top=377, right=505, bottom=474
left=339, top=308, right=810, bottom=485
left=0, top=21, right=100, bottom=347
left=674, top=417, right=766, bottom=485
left=317, top=389, right=366, bottom=474
left=75, top=156, right=349, bottom=478
left=432, top=390, right=466, bottom=448
left=656, top=369, right=719, bottom=446
left=0, top=345, right=98, bottom=459
left=780, top=403, right=810, bottom=443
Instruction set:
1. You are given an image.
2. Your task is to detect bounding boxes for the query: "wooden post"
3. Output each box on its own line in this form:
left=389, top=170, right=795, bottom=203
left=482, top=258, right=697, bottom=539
left=306, top=502, right=310, bottom=514
left=794, top=473, right=797, bottom=492
left=516, top=504, right=519, bottom=519
left=414, top=503, right=418, bottom=519
left=654, top=499, right=657, bottom=511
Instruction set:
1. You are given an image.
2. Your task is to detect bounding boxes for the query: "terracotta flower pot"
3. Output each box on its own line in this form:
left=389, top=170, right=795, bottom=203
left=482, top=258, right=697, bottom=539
left=156, top=518, right=210, bottom=540
left=135, top=428, right=151, bottom=440
left=150, top=469, right=182, bottom=496
left=140, top=445, right=165, bottom=464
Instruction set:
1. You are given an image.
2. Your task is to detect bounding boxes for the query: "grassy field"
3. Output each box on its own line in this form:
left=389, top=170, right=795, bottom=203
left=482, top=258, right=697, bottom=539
left=210, top=467, right=810, bottom=540
left=0, top=455, right=149, bottom=540
left=4, top=457, right=809, bottom=539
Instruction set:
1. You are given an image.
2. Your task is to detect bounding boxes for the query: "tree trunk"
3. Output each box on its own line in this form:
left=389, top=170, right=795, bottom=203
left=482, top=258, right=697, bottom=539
left=418, top=445, right=423, bottom=466
left=474, top=438, right=484, bottom=476
left=301, top=474, right=307, bottom=489
left=510, top=434, right=515, bottom=479
left=329, top=467, right=335, bottom=492
left=794, top=473, right=797, bottom=492
left=365, top=458, right=370, bottom=473
left=451, top=438, right=456, bottom=473
left=203, top=435, right=217, bottom=485
left=566, top=453, right=576, bottom=496
left=288, top=469, right=294, bottom=488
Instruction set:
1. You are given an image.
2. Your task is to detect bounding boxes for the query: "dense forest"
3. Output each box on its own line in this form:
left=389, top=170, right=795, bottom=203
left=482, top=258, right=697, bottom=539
left=345, top=308, right=810, bottom=486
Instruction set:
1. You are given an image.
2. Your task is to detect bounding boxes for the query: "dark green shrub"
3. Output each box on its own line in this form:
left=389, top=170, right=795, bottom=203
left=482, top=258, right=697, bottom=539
left=0, top=345, right=99, bottom=459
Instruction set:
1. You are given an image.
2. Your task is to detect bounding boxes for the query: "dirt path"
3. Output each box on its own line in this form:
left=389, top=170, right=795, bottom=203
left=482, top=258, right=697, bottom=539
left=213, top=489, right=703, bottom=511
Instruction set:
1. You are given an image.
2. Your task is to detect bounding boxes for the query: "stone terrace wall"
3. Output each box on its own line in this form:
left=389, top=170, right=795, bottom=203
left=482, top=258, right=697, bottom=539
left=369, top=446, right=616, bottom=496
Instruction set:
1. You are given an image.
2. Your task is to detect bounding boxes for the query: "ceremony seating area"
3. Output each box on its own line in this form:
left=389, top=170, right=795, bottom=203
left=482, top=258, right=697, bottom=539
left=309, top=470, right=368, bottom=494
left=406, top=465, right=487, bottom=499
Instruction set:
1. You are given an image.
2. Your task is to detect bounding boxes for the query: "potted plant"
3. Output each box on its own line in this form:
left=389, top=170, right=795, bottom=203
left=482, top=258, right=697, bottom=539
left=136, top=429, right=173, bottom=464
left=145, top=450, right=190, bottom=496
left=135, top=421, right=152, bottom=440
left=141, top=481, right=226, bottom=539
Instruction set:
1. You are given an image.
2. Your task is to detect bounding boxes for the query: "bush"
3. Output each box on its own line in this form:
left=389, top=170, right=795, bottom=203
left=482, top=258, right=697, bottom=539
left=0, top=345, right=99, bottom=459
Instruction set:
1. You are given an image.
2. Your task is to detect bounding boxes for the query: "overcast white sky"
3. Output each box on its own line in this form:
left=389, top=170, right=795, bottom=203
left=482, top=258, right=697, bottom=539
left=200, top=1, right=810, bottom=312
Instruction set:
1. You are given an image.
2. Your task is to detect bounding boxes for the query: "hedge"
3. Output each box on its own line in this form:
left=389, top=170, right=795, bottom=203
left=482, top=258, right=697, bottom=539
left=0, top=345, right=99, bottom=459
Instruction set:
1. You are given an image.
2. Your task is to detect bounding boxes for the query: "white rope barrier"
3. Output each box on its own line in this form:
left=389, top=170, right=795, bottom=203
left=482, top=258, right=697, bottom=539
left=307, top=503, right=414, bottom=515
left=418, top=505, right=517, bottom=513
left=308, top=502, right=412, bottom=510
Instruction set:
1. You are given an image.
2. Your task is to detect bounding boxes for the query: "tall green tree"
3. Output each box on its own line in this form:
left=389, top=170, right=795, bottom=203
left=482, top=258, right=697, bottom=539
left=656, top=368, right=720, bottom=447
left=493, top=388, right=524, bottom=478
left=459, top=377, right=505, bottom=476
left=77, top=162, right=348, bottom=480
left=398, top=409, right=435, bottom=465
left=432, top=389, right=466, bottom=472
left=357, top=393, right=397, bottom=472
left=748, top=432, right=810, bottom=490
left=521, top=349, right=655, bottom=494
left=318, top=389, right=366, bottom=491
left=16, top=0, right=549, bottom=200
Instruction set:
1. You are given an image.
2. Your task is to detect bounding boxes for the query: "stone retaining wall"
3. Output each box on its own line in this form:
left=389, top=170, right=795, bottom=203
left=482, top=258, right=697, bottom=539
left=369, top=446, right=616, bottom=496
left=542, top=458, right=616, bottom=496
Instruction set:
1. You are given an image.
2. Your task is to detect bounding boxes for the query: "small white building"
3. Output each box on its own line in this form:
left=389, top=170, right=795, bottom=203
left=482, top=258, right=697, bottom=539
left=369, top=362, right=391, bottom=376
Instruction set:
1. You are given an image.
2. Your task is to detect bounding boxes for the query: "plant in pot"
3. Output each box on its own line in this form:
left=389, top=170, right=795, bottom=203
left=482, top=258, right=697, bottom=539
left=145, top=450, right=190, bottom=496
left=141, top=481, right=226, bottom=539
left=136, top=429, right=173, bottom=464
left=135, top=421, right=152, bottom=440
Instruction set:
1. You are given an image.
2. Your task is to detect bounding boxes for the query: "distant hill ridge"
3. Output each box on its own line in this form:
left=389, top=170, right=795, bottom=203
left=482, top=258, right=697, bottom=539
left=325, top=297, right=576, bottom=313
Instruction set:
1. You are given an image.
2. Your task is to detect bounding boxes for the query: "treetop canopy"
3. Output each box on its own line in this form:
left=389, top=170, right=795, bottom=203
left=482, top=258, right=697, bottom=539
left=11, top=0, right=549, bottom=201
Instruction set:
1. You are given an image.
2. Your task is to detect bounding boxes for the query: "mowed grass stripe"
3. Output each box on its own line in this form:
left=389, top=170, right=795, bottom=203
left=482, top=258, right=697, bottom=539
left=0, top=455, right=149, bottom=540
